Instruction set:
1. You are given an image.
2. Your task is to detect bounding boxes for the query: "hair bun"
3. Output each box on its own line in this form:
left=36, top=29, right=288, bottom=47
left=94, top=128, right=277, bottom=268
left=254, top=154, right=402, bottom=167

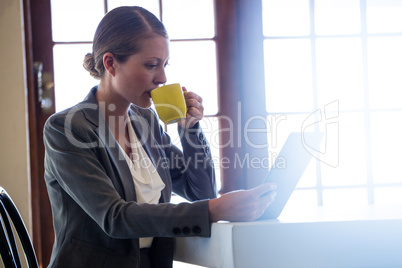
left=83, top=53, right=100, bottom=79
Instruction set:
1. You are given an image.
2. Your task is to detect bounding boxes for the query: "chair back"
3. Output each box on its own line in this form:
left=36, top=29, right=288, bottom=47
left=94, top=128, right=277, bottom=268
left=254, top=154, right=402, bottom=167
left=0, top=217, right=18, bottom=267
left=0, top=186, right=39, bottom=268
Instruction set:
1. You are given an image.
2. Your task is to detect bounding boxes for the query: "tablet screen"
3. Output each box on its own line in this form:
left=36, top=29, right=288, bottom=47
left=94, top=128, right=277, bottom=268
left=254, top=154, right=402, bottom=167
left=260, top=132, right=323, bottom=220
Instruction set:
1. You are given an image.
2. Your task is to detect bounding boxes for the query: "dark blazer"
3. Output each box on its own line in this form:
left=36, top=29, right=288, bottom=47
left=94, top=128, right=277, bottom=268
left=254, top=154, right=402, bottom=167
left=43, top=87, right=217, bottom=267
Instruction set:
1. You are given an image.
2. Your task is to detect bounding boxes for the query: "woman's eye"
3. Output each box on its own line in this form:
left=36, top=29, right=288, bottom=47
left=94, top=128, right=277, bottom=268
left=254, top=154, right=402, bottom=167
left=146, top=64, right=158, bottom=69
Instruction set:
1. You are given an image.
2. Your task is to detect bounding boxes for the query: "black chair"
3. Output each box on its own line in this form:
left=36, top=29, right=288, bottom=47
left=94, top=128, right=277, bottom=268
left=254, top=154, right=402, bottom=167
left=0, top=186, right=39, bottom=268
left=0, top=216, right=18, bottom=267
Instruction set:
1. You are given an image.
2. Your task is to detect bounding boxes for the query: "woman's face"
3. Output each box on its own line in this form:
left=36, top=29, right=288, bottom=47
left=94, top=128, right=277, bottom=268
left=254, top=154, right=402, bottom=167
left=112, top=35, right=169, bottom=108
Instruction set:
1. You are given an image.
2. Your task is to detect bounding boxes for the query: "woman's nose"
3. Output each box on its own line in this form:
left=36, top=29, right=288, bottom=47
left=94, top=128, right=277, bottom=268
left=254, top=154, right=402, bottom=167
left=155, top=67, right=167, bottom=85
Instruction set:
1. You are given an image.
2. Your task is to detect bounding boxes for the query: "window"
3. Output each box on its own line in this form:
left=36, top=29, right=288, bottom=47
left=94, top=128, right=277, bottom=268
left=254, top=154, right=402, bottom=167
left=262, top=0, right=402, bottom=210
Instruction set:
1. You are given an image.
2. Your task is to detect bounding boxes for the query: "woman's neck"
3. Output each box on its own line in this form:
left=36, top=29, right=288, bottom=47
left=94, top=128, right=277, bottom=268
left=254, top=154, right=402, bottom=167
left=96, top=82, right=131, bottom=153
left=96, top=82, right=130, bottom=122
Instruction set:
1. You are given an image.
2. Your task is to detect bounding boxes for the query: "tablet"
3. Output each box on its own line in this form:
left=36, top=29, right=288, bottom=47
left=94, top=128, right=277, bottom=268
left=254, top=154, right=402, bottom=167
left=259, top=132, right=323, bottom=220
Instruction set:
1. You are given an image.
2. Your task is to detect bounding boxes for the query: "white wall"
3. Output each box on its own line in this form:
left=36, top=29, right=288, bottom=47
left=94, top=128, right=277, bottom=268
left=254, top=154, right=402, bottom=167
left=0, top=0, right=31, bottom=232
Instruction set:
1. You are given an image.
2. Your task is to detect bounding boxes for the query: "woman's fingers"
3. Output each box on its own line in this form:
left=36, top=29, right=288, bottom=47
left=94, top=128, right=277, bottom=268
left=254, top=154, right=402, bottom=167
left=184, top=92, right=204, bottom=116
left=208, top=183, right=277, bottom=222
left=252, top=182, right=277, bottom=197
left=178, top=87, right=204, bottom=128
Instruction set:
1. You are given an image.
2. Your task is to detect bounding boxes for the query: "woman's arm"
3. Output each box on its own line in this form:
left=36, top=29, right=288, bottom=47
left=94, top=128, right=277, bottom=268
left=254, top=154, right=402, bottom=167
left=169, top=123, right=217, bottom=201
left=166, top=89, right=217, bottom=201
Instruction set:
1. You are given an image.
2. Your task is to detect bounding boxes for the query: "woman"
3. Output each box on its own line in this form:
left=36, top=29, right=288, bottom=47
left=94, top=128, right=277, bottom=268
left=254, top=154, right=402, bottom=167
left=44, top=6, right=276, bottom=268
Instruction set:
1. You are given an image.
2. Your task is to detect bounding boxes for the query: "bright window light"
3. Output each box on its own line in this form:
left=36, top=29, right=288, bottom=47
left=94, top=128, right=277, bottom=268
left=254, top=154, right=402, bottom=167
left=262, top=0, right=402, bottom=207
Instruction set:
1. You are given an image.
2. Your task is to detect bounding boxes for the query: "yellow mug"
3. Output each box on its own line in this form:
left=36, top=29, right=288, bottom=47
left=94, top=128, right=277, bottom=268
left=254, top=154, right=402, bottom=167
left=151, top=83, right=187, bottom=124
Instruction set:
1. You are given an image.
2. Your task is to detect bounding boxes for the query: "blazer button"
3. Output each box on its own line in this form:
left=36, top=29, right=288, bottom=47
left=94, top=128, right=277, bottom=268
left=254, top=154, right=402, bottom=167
left=173, top=227, right=181, bottom=235
left=182, top=226, right=191, bottom=235
left=198, top=132, right=205, bottom=142
left=192, top=226, right=201, bottom=234
left=202, top=139, right=207, bottom=146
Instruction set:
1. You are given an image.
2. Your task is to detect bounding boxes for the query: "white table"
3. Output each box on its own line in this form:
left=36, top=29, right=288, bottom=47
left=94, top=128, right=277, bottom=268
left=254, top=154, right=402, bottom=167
left=174, top=205, right=402, bottom=268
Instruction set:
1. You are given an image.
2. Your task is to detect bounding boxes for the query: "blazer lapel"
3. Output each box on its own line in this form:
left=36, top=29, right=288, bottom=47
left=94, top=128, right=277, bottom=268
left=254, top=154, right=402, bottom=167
left=96, top=124, right=137, bottom=202
left=79, top=87, right=136, bottom=202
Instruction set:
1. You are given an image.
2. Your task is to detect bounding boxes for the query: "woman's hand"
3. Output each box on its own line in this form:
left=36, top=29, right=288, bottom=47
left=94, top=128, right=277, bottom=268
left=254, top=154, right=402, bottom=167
left=178, top=87, right=204, bottom=129
left=208, top=183, right=277, bottom=222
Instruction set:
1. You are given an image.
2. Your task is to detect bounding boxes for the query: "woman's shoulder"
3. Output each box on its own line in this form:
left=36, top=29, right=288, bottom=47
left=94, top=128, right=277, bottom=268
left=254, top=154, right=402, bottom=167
left=44, top=108, right=91, bottom=142
left=44, top=91, right=100, bottom=136
left=46, top=103, right=94, bottom=126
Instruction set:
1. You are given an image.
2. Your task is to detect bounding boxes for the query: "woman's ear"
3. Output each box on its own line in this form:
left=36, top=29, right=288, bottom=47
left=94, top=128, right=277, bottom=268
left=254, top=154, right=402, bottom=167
left=103, top=52, right=116, bottom=76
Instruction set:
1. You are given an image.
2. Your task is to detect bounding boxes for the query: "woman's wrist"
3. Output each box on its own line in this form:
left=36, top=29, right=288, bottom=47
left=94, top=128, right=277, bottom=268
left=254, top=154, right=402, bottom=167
left=208, top=198, right=220, bottom=223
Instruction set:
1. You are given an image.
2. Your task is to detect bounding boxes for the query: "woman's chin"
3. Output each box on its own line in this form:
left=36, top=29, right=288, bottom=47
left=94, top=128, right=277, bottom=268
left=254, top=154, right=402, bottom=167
left=133, top=99, right=152, bottom=109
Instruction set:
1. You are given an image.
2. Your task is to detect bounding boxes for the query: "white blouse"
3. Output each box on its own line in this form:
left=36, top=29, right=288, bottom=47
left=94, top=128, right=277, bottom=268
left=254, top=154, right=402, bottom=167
left=119, top=121, right=165, bottom=248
